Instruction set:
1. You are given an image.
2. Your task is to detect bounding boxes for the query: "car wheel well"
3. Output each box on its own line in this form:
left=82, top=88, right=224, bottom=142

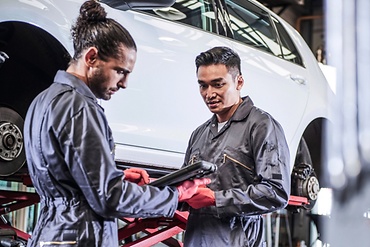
left=302, top=117, right=328, bottom=187
left=0, top=21, right=70, bottom=175
left=0, top=21, right=71, bottom=117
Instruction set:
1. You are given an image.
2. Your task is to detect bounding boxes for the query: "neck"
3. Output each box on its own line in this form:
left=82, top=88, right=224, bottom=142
left=217, top=98, right=242, bottom=122
left=66, top=63, right=88, bottom=84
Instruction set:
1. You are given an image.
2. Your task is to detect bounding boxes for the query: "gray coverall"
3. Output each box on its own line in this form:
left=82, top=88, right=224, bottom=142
left=24, top=70, right=178, bottom=247
left=183, top=96, right=291, bottom=247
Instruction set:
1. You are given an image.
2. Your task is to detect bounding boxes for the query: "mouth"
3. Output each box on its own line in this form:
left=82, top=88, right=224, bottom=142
left=206, top=100, right=220, bottom=109
left=108, top=88, right=118, bottom=95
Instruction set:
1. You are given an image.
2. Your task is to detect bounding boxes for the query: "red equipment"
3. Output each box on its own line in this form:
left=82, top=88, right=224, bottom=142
left=0, top=178, right=309, bottom=247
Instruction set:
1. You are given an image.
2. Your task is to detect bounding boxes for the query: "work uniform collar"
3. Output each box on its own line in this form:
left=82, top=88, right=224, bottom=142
left=229, top=96, right=254, bottom=122
left=54, top=70, right=98, bottom=103
left=208, top=96, right=254, bottom=136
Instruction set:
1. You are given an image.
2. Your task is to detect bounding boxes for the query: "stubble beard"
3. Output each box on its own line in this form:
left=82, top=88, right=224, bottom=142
left=88, top=68, right=110, bottom=100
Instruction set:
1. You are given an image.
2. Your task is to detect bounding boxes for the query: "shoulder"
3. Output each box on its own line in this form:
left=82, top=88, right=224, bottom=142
left=35, top=81, right=100, bottom=126
left=250, top=106, right=273, bottom=121
left=242, top=101, right=284, bottom=133
left=240, top=96, right=277, bottom=126
left=191, top=117, right=213, bottom=136
left=48, top=82, right=90, bottom=113
left=248, top=107, right=287, bottom=143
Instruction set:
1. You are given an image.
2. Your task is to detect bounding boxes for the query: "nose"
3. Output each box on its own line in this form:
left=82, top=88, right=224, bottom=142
left=118, top=78, right=128, bottom=89
left=205, top=87, right=216, bottom=100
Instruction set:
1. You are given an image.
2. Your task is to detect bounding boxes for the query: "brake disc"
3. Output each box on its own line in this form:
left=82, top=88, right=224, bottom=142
left=0, top=107, right=26, bottom=176
left=292, top=163, right=320, bottom=210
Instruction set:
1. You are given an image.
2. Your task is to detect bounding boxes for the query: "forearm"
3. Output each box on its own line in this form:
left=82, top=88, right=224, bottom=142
left=214, top=180, right=290, bottom=216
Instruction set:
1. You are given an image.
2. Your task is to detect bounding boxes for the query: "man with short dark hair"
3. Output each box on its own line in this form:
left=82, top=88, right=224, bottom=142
left=182, top=46, right=291, bottom=247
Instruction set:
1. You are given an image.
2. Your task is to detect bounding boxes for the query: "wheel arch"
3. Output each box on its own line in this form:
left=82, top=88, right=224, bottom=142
left=0, top=20, right=71, bottom=117
left=0, top=20, right=71, bottom=175
left=301, top=117, right=328, bottom=187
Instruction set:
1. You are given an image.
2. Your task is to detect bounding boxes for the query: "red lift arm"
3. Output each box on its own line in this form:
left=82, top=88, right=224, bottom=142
left=0, top=186, right=309, bottom=247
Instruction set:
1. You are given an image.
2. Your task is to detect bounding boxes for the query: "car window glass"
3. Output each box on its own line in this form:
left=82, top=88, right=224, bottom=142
left=139, top=0, right=303, bottom=67
left=225, top=0, right=278, bottom=56
left=139, top=0, right=218, bottom=34
left=213, top=0, right=233, bottom=37
left=273, top=18, right=304, bottom=66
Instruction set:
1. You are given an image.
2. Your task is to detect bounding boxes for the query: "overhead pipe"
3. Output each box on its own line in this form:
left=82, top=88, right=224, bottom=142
left=295, top=15, right=323, bottom=33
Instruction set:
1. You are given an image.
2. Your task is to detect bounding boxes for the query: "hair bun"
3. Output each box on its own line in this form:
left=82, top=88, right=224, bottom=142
left=79, top=0, right=107, bottom=23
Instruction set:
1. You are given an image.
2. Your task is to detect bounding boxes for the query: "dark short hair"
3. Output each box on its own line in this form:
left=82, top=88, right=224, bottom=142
left=71, top=0, right=137, bottom=62
left=195, top=46, right=241, bottom=77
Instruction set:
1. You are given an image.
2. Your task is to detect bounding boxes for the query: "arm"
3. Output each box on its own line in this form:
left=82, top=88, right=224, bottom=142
left=60, top=106, right=178, bottom=218
left=183, top=112, right=291, bottom=216
left=214, top=115, right=291, bottom=216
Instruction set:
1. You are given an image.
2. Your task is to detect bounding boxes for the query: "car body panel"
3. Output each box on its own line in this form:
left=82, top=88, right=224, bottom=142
left=0, top=0, right=332, bottom=171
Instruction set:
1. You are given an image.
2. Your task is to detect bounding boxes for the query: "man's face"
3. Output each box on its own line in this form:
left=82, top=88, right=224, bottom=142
left=197, top=64, right=243, bottom=122
left=88, top=46, right=137, bottom=100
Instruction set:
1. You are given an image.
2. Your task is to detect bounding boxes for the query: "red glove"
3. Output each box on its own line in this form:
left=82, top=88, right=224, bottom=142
left=184, top=187, right=215, bottom=209
left=123, top=168, right=150, bottom=185
left=177, top=178, right=211, bottom=202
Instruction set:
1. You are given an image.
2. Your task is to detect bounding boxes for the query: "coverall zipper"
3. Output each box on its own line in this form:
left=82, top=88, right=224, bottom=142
left=190, top=155, right=198, bottom=165
left=223, top=154, right=252, bottom=171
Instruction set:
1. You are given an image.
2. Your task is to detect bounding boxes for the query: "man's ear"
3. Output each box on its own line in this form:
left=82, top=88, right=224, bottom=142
left=236, top=75, right=244, bottom=90
left=84, top=47, right=99, bottom=67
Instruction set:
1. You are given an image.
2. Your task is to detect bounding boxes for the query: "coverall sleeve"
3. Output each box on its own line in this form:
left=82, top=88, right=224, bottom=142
left=59, top=106, right=178, bottom=219
left=214, top=117, right=291, bottom=216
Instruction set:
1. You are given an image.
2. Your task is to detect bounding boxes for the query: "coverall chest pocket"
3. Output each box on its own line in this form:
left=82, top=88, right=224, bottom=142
left=218, top=147, right=255, bottom=190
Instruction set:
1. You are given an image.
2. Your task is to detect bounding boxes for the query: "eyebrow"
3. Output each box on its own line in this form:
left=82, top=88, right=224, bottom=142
left=198, top=77, right=223, bottom=84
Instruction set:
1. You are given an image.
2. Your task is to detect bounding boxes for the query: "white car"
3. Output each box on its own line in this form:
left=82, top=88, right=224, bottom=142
left=0, top=0, right=332, bottom=208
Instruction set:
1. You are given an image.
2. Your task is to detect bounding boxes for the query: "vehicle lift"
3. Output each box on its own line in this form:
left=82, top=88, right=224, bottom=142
left=0, top=176, right=308, bottom=247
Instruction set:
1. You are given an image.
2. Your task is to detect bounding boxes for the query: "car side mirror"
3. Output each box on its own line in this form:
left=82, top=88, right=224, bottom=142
left=101, top=0, right=176, bottom=11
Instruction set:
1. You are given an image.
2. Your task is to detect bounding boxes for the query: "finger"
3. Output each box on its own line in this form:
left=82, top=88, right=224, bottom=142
left=127, top=173, right=141, bottom=180
left=134, top=169, right=149, bottom=184
left=132, top=169, right=149, bottom=178
left=141, top=170, right=149, bottom=178
left=142, top=174, right=150, bottom=184
left=196, top=187, right=208, bottom=192
left=193, top=178, right=211, bottom=186
left=179, top=180, right=193, bottom=187
left=138, top=180, right=147, bottom=186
